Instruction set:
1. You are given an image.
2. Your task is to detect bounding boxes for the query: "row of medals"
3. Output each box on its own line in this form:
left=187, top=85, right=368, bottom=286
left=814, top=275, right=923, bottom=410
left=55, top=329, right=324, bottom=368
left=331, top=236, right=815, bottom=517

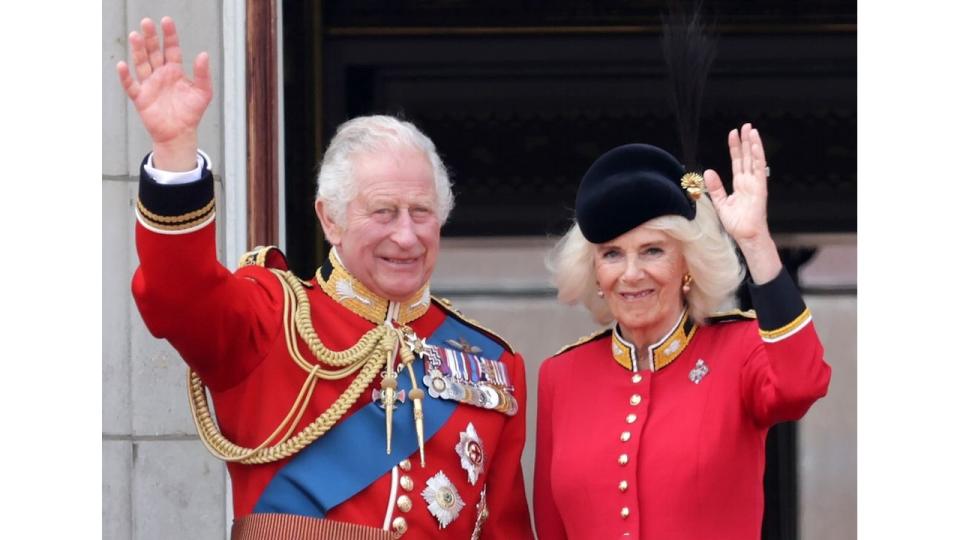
left=409, top=333, right=518, bottom=416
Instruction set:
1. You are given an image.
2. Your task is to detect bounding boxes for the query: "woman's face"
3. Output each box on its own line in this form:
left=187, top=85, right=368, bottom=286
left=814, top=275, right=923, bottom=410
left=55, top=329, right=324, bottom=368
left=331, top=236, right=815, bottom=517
left=594, top=225, right=688, bottom=344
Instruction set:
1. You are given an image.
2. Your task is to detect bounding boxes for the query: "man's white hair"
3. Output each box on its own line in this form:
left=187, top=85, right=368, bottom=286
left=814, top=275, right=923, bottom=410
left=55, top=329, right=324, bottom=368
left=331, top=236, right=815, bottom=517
left=547, top=195, right=744, bottom=326
left=315, top=115, right=454, bottom=226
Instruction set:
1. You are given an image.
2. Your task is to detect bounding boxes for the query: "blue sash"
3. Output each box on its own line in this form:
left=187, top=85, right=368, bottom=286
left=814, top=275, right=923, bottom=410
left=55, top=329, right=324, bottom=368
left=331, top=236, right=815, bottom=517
left=253, top=315, right=504, bottom=517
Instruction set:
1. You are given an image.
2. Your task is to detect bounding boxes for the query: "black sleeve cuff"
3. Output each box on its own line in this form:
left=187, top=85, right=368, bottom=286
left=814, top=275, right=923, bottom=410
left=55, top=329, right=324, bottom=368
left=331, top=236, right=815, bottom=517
left=747, top=267, right=809, bottom=334
left=136, top=153, right=215, bottom=232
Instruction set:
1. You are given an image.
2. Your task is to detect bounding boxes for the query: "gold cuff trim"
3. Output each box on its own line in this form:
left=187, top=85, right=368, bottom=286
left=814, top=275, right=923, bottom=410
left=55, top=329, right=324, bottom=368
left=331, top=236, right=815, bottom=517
left=136, top=208, right=215, bottom=235
left=759, top=308, right=812, bottom=342
left=136, top=197, right=215, bottom=224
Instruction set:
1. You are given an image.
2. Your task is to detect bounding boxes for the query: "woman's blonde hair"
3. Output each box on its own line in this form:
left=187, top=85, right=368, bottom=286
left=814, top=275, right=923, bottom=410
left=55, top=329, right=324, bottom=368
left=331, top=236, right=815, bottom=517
left=547, top=195, right=744, bottom=325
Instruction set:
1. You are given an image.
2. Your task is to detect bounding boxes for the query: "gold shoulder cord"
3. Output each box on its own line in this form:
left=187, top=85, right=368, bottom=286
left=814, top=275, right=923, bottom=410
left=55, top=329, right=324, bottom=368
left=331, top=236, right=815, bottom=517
left=188, top=269, right=395, bottom=465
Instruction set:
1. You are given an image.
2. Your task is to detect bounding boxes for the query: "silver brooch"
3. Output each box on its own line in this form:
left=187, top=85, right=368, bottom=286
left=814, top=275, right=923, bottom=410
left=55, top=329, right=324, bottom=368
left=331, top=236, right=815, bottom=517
left=688, top=359, right=710, bottom=384
left=455, top=422, right=486, bottom=485
left=422, top=470, right=465, bottom=528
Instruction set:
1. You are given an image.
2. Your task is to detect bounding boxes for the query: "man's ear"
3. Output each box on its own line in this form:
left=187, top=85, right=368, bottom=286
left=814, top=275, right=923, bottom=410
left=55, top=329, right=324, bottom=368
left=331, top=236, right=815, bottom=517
left=315, top=200, right=343, bottom=246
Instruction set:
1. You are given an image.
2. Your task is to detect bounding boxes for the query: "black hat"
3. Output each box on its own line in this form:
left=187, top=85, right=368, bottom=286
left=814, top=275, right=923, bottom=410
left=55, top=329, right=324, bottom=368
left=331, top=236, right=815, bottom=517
left=575, top=143, right=700, bottom=244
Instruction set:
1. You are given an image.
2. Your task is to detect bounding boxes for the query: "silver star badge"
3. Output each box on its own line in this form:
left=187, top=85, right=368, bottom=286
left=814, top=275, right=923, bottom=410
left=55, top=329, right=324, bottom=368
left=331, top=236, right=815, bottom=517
left=688, top=359, right=710, bottom=384
left=455, top=422, right=486, bottom=485
left=422, top=470, right=465, bottom=529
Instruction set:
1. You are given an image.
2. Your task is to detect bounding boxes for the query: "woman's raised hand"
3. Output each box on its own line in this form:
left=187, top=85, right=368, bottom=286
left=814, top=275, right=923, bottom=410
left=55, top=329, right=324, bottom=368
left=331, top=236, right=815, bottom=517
left=116, top=17, right=212, bottom=171
left=703, top=123, right=771, bottom=245
left=704, top=123, right=782, bottom=283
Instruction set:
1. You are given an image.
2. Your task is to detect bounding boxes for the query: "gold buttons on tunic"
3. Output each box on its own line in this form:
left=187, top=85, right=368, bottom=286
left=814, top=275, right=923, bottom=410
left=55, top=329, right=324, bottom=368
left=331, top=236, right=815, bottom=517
left=618, top=454, right=629, bottom=465
left=392, top=516, right=408, bottom=535
left=400, top=475, right=414, bottom=491
left=626, top=413, right=637, bottom=424
left=629, top=394, right=642, bottom=406
left=620, top=431, right=631, bottom=442
left=397, top=495, right=413, bottom=513
left=618, top=480, right=628, bottom=492
left=620, top=507, right=630, bottom=519
left=399, top=460, right=412, bottom=472
left=631, top=374, right=643, bottom=383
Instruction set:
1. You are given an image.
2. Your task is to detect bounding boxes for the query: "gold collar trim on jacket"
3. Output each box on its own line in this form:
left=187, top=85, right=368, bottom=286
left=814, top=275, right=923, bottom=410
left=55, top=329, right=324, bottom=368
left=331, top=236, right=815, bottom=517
left=611, top=309, right=698, bottom=372
left=316, top=249, right=431, bottom=325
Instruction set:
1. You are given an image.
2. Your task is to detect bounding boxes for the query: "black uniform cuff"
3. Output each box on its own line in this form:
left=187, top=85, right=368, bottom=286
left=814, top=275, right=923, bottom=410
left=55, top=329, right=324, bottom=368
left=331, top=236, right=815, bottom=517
left=136, top=153, right=215, bottom=232
left=747, top=267, right=808, bottom=333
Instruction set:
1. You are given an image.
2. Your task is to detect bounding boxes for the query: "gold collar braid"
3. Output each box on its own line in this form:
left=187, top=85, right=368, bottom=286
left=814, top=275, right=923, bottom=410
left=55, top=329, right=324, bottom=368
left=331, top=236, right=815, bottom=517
left=188, top=269, right=428, bottom=465
left=611, top=310, right=697, bottom=372
left=316, top=249, right=431, bottom=325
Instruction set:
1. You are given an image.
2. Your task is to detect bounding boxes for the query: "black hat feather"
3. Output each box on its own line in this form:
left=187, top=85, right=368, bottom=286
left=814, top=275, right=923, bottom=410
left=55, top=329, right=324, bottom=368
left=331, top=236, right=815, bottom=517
left=574, top=1, right=716, bottom=243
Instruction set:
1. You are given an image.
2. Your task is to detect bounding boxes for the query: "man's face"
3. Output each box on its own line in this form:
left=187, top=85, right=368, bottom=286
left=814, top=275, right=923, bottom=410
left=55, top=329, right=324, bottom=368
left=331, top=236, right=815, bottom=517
left=318, top=146, right=441, bottom=302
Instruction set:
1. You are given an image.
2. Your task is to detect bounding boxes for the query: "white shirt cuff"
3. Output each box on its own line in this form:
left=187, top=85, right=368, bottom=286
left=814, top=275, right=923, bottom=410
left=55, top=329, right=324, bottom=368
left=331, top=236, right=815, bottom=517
left=144, top=150, right=213, bottom=185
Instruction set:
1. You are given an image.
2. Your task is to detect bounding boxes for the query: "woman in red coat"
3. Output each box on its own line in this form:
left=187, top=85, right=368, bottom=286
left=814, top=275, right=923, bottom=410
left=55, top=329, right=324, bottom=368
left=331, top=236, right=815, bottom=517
left=533, top=125, right=831, bottom=539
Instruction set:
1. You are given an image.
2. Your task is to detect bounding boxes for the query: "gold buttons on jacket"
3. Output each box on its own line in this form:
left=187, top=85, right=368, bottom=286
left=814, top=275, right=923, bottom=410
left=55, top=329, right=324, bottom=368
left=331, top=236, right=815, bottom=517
left=397, top=495, right=413, bottom=513
left=620, top=431, right=631, bottom=442
left=631, top=374, right=643, bottom=383
left=618, top=454, right=629, bottom=465
left=620, top=507, right=630, bottom=519
left=626, top=413, right=637, bottom=424
left=392, top=516, right=408, bottom=535
left=629, top=394, right=642, bottom=406
left=399, top=459, right=412, bottom=472
left=400, top=475, right=414, bottom=491
left=618, top=480, right=628, bottom=492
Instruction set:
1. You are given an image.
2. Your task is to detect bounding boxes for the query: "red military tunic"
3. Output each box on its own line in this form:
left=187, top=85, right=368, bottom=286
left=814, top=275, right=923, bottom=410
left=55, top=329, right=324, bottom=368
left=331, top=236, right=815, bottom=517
left=131, top=157, right=534, bottom=538
left=534, top=271, right=831, bottom=539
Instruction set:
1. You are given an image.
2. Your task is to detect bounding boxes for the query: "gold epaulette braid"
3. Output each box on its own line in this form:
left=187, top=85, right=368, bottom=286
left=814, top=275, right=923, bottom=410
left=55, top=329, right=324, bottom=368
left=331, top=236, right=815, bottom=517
left=188, top=269, right=396, bottom=464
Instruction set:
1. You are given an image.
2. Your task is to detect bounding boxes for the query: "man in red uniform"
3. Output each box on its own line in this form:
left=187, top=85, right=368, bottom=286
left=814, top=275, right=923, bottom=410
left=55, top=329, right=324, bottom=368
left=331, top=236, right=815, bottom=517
left=118, top=16, right=533, bottom=539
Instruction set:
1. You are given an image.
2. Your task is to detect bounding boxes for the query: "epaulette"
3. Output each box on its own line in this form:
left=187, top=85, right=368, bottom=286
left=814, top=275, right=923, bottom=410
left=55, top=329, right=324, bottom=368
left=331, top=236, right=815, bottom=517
left=553, top=327, right=613, bottom=357
left=704, top=308, right=757, bottom=325
left=238, top=245, right=289, bottom=270
left=431, top=296, right=515, bottom=354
